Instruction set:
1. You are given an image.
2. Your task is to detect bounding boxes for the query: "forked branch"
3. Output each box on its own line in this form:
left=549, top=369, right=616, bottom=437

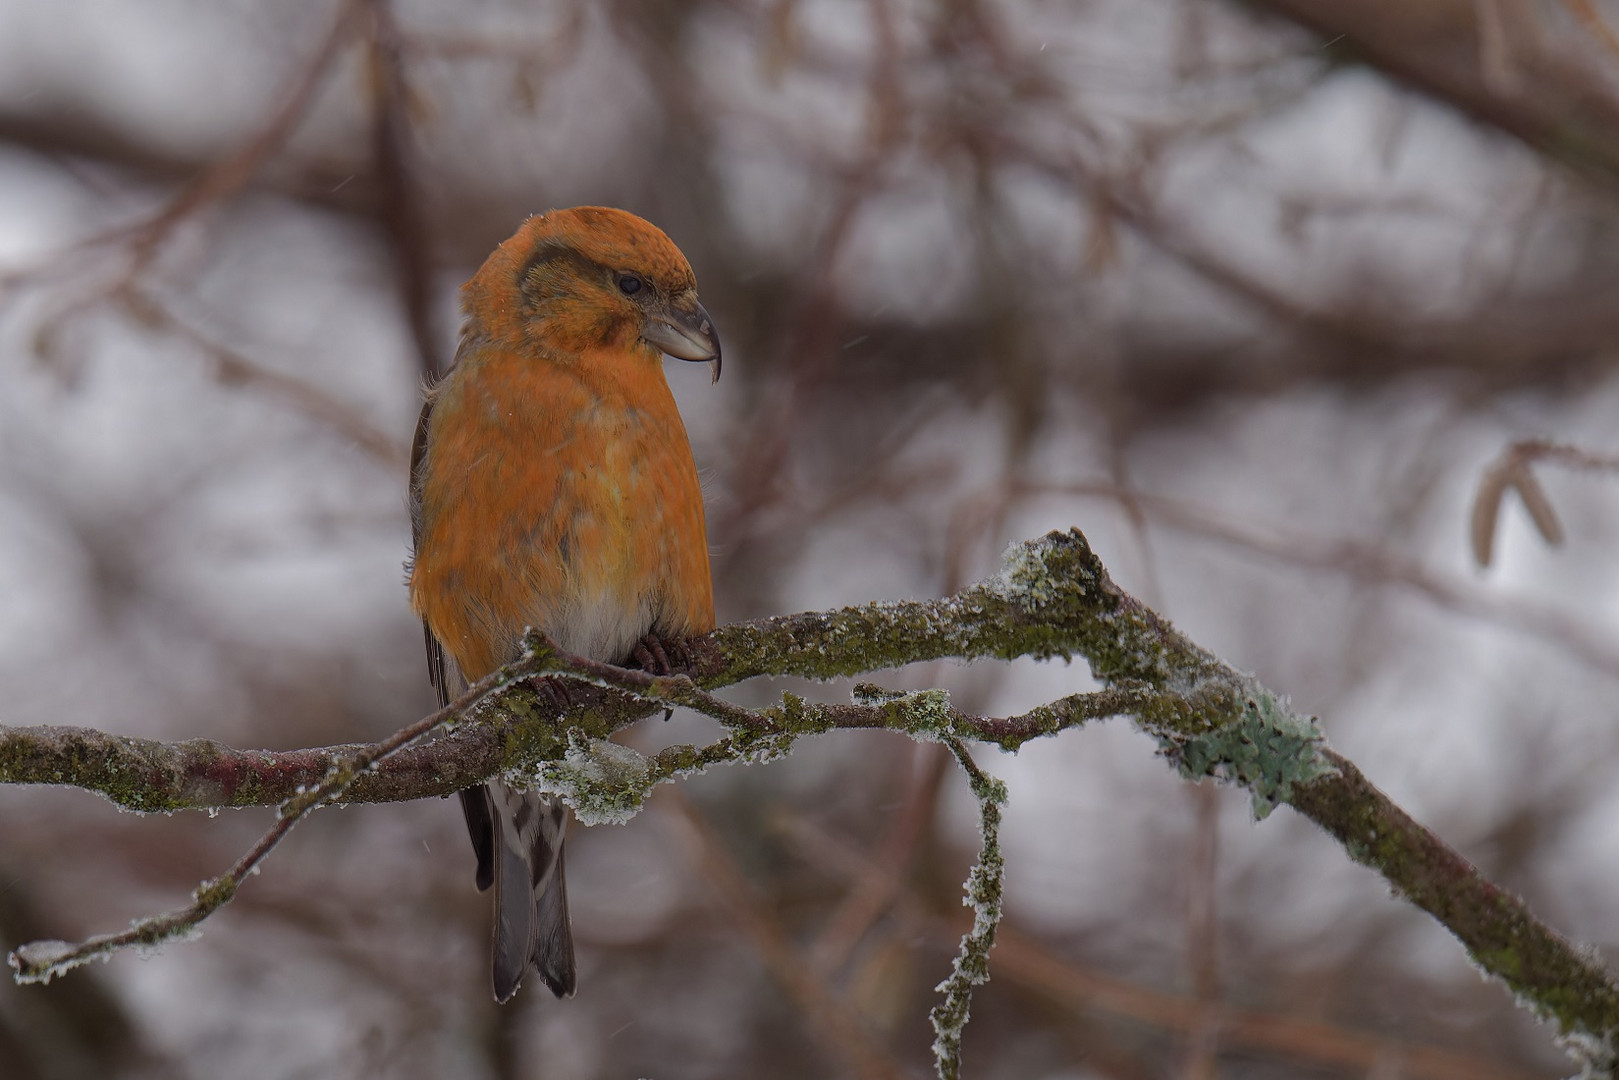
left=2, top=529, right=1616, bottom=1073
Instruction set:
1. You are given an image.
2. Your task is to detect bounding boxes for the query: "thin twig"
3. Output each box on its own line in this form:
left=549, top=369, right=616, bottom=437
left=1472, top=438, right=1619, bottom=566
left=120, top=285, right=408, bottom=463
left=523, top=632, right=783, bottom=734
left=810, top=743, right=950, bottom=974
left=929, top=737, right=1006, bottom=1080
left=781, top=814, right=1545, bottom=1080
left=1, top=636, right=1150, bottom=978
left=7, top=644, right=550, bottom=984
left=659, top=788, right=909, bottom=1080
left=0, top=676, right=1150, bottom=813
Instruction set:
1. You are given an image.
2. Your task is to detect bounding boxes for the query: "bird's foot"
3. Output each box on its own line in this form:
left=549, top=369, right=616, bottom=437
left=528, top=675, right=575, bottom=711
left=630, top=633, right=690, bottom=676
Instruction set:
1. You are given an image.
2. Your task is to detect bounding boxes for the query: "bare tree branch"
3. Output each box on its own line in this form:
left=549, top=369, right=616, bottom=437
left=363, top=0, right=443, bottom=383
left=1254, top=0, right=1619, bottom=187
left=3, top=529, right=1616, bottom=1070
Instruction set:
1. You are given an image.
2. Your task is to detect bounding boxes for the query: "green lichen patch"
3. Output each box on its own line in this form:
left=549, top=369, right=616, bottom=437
left=1168, top=684, right=1337, bottom=819
left=701, top=530, right=1128, bottom=686
left=518, top=688, right=835, bottom=824
left=852, top=683, right=958, bottom=740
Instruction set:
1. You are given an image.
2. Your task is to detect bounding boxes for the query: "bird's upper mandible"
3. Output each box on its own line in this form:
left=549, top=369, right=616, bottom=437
left=460, top=205, right=722, bottom=382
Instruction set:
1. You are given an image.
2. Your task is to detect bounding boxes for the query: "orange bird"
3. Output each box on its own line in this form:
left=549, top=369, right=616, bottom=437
left=408, top=206, right=720, bottom=1002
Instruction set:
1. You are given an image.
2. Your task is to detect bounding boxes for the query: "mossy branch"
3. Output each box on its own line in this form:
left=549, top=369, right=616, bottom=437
left=3, top=529, right=1617, bottom=1073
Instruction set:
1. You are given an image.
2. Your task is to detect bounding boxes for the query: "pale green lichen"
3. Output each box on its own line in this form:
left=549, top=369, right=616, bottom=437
left=744, top=692, right=821, bottom=762
left=991, top=537, right=1066, bottom=607
left=701, top=530, right=1116, bottom=685
left=525, top=733, right=656, bottom=826
left=852, top=683, right=959, bottom=740
left=518, top=692, right=828, bottom=824
left=1168, top=683, right=1336, bottom=818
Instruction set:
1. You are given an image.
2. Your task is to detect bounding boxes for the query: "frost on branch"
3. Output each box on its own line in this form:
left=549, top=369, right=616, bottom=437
left=930, top=737, right=1008, bottom=1080
left=526, top=732, right=656, bottom=826
left=7, top=939, right=103, bottom=985
left=520, top=712, right=814, bottom=827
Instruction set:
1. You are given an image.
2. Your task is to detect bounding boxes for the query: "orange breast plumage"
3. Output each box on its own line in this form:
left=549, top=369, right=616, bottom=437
left=409, top=339, right=712, bottom=679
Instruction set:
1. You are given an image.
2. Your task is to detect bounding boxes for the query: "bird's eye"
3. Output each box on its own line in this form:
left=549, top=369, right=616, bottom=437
left=617, top=274, right=643, bottom=296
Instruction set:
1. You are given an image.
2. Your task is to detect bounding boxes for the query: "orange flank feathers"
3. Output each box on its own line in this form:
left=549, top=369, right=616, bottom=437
left=408, top=207, right=721, bottom=1002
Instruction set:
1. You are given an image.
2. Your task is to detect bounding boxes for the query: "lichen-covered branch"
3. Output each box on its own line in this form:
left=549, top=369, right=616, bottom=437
left=513, top=637, right=1156, bottom=827
left=7, top=645, right=556, bottom=985
left=3, top=529, right=1617, bottom=1073
left=929, top=738, right=1006, bottom=1080
left=1291, top=750, right=1619, bottom=1073
left=0, top=649, right=1154, bottom=816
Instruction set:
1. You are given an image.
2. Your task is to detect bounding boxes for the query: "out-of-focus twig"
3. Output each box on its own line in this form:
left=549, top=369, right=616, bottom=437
left=0, top=2, right=365, bottom=330
left=1182, top=781, right=1223, bottom=1080
left=1253, top=0, right=1619, bottom=187
left=124, top=0, right=366, bottom=273
left=1005, top=478, right=1619, bottom=682
left=810, top=742, right=950, bottom=975
left=363, top=0, right=442, bottom=383
left=398, top=8, right=586, bottom=65
left=714, top=0, right=910, bottom=544
left=659, top=788, right=910, bottom=1080
left=1472, top=439, right=1619, bottom=567
left=1565, top=0, right=1619, bottom=59
left=120, top=286, right=408, bottom=463
left=783, top=815, right=1546, bottom=1080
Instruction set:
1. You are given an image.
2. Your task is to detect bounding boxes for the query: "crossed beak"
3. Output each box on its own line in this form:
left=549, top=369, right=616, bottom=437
left=643, top=293, right=722, bottom=384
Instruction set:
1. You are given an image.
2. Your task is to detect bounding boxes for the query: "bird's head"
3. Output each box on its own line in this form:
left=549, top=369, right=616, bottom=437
left=463, top=206, right=722, bottom=382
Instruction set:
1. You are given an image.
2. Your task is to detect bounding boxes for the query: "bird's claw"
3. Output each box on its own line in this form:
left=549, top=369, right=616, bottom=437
left=630, top=633, right=688, bottom=676
left=528, top=675, right=575, bottom=711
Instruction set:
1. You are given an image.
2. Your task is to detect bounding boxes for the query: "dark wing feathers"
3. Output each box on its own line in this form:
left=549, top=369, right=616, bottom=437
left=412, top=390, right=499, bottom=896
left=412, top=350, right=574, bottom=1002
